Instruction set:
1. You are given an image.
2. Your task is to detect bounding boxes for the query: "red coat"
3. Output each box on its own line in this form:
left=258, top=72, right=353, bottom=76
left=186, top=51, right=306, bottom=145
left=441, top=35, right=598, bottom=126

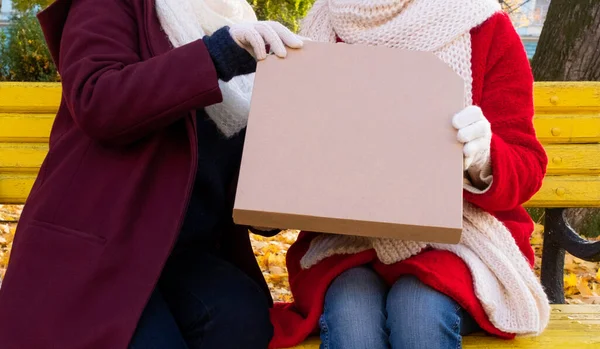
left=0, top=1, right=272, bottom=348
left=269, top=13, right=548, bottom=349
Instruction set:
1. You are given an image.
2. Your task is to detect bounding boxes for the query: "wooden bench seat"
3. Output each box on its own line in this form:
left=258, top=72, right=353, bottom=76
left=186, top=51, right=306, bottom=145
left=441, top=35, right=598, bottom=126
left=291, top=305, right=600, bottom=349
left=1, top=81, right=600, bottom=348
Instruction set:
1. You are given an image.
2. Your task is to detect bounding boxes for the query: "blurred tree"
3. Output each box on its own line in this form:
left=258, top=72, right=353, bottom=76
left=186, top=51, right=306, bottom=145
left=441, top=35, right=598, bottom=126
left=532, top=0, right=600, bottom=81
left=8, top=0, right=315, bottom=31
left=499, top=0, right=534, bottom=28
left=0, top=1, right=57, bottom=81
left=249, top=0, right=314, bottom=32
left=498, top=0, right=532, bottom=13
left=11, top=0, right=53, bottom=12
left=0, top=10, right=58, bottom=81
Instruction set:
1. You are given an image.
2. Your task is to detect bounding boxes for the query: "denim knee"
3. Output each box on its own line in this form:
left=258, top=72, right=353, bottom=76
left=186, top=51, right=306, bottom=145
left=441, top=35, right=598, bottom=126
left=320, top=266, right=389, bottom=349
left=386, top=276, right=471, bottom=349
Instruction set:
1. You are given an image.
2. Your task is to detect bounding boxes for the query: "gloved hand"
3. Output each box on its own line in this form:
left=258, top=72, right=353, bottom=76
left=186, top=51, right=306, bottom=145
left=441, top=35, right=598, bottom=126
left=452, top=105, right=492, bottom=172
left=229, top=21, right=304, bottom=60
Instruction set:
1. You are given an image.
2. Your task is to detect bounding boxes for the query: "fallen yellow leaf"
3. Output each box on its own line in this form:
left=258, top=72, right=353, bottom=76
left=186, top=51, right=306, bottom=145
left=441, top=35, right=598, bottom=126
left=565, top=273, right=578, bottom=288
left=577, top=278, right=594, bottom=297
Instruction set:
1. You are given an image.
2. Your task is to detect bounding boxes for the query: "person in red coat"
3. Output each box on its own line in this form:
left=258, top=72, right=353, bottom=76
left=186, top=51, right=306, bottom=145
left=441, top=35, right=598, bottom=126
left=0, top=0, right=302, bottom=348
left=268, top=1, right=549, bottom=348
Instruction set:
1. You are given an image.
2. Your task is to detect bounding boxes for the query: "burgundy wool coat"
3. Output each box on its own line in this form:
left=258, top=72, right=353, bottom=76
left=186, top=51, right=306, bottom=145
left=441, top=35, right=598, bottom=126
left=0, top=1, right=272, bottom=348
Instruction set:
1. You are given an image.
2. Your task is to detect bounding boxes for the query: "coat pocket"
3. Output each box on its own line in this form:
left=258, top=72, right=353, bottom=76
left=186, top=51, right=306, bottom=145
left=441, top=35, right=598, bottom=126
left=29, top=220, right=107, bottom=246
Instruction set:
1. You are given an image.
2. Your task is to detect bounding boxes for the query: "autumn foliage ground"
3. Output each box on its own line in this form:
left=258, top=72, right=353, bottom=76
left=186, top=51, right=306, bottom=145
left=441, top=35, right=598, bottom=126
left=1, top=205, right=599, bottom=303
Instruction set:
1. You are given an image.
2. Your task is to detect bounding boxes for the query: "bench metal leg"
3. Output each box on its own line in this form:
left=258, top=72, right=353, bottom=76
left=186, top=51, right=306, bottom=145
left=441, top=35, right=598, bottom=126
left=541, top=209, right=566, bottom=304
left=541, top=208, right=600, bottom=304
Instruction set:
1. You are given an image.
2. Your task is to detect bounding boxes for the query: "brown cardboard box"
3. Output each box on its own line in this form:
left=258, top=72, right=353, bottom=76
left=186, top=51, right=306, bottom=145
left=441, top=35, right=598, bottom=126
left=233, top=42, right=465, bottom=244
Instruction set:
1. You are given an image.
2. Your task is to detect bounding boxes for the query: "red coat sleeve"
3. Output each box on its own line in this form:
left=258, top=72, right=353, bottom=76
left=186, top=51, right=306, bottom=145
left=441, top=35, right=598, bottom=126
left=465, top=14, right=547, bottom=211
left=58, top=0, right=223, bottom=145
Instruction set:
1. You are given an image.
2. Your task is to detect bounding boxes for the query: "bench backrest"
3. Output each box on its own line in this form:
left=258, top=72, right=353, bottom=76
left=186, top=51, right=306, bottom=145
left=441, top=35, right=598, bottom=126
left=0, top=83, right=58, bottom=203
left=530, top=82, right=600, bottom=208
left=0, top=82, right=599, bottom=207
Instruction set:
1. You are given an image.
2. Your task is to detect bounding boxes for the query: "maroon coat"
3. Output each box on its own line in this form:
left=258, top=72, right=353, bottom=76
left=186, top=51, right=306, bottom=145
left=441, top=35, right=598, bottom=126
left=0, top=1, right=271, bottom=348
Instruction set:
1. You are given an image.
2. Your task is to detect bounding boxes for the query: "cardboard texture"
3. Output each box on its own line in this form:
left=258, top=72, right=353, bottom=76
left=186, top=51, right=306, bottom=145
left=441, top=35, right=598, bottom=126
left=234, top=42, right=465, bottom=244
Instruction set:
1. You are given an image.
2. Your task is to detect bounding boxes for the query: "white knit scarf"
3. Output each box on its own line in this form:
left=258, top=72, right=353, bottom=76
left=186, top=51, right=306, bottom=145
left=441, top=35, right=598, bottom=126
left=155, top=0, right=257, bottom=137
left=299, top=0, right=550, bottom=336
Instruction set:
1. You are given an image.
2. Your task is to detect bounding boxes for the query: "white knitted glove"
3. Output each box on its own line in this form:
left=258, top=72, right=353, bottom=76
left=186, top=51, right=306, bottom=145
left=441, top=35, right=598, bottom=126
left=229, top=21, right=303, bottom=60
left=452, top=105, right=492, bottom=171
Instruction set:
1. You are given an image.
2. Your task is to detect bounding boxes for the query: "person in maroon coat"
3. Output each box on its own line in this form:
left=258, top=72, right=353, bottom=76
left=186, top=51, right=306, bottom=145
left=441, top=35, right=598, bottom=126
left=0, top=0, right=302, bottom=348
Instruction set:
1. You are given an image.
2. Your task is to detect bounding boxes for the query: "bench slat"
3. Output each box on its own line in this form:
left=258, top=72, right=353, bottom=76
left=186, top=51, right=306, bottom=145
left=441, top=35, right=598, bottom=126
left=0, top=113, right=54, bottom=142
left=291, top=305, right=600, bottom=349
left=551, top=304, right=600, bottom=313
left=525, top=175, right=600, bottom=208
left=0, top=143, right=49, bottom=172
left=534, top=114, right=600, bottom=144
left=0, top=142, right=597, bottom=176
left=0, top=82, right=61, bottom=114
left=0, top=174, right=37, bottom=204
left=544, top=144, right=600, bottom=175
left=535, top=82, right=600, bottom=112
left=294, top=332, right=600, bottom=348
left=0, top=173, right=597, bottom=206
left=3, top=82, right=598, bottom=113
left=2, top=113, right=598, bottom=145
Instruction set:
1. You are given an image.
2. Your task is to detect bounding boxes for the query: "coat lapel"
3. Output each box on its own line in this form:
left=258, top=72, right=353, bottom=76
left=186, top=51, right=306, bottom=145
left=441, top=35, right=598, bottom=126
left=37, top=0, right=73, bottom=67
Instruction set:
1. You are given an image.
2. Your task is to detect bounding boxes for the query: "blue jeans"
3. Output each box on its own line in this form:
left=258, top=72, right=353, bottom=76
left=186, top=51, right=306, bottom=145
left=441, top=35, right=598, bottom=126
left=128, top=250, right=273, bottom=349
left=320, top=266, right=480, bottom=349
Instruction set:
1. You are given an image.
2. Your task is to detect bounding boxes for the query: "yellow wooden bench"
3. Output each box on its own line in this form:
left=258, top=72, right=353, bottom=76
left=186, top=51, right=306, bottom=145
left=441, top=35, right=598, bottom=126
left=1, top=81, right=600, bottom=348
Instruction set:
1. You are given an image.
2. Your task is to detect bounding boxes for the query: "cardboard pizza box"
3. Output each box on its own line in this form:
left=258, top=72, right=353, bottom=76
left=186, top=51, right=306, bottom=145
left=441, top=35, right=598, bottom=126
left=233, top=41, right=465, bottom=244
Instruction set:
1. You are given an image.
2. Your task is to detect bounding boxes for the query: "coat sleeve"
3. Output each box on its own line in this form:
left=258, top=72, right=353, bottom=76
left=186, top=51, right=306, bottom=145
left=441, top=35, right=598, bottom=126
left=464, top=15, right=548, bottom=211
left=58, top=0, right=223, bottom=145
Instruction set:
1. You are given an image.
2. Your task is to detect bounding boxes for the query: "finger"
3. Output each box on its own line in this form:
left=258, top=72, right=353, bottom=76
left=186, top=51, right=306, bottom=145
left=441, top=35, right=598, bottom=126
left=463, top=137, right=489, bottom=158
left=244, top=28, right=268, bottom=60
left=452, top=105, right=483, bottom=129
left=229, top=28, right=246, bottom=49
left=254, top=23, right=287, bottom=58
left=267, top=21, right=304, bottom=48
left=457, top=120, right=490, bottom=143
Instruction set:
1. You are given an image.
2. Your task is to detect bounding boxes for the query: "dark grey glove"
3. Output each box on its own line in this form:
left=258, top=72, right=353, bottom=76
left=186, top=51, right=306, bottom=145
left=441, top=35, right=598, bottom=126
left=202, top=27, right=257, bottom=82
